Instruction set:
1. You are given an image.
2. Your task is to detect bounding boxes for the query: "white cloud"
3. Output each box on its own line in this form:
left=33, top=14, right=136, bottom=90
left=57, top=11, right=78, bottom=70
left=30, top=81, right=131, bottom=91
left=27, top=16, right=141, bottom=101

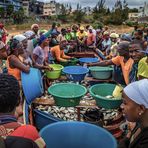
left=38, top=0, right=146, bottom=8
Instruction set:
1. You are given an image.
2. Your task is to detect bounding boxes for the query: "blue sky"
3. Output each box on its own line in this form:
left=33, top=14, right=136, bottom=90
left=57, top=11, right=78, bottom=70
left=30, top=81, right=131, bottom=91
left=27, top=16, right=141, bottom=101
left=39, top=0, right=146, bottom=9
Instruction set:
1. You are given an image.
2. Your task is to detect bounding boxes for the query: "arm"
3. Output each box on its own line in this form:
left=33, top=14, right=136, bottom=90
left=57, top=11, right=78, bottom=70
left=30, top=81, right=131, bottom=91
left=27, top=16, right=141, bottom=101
left=32, top=29, right=52, bottom=46
left=53, top=48, right=67, bottom=62
left=32, top=54, right=46, bottom=70
left=87, top=60, right=113, bottom=67
left=9, top=56, right=30, bottom=73
left=61, top=50, right=71, bottom=59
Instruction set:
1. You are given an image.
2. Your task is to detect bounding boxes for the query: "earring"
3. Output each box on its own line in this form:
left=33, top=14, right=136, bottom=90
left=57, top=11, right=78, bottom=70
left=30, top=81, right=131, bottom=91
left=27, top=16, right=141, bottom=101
left=139, top=112, right=142, bottom=116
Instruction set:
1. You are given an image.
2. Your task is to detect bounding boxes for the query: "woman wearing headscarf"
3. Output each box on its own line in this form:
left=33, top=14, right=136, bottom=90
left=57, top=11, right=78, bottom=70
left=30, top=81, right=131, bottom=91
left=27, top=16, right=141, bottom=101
left=32, top=35, right=52, bottom=70
left=119, top=79, right=148, bottom=148
left=13, top=34, right=33, bottom=66
left=6, top=39, right=30, bottom=82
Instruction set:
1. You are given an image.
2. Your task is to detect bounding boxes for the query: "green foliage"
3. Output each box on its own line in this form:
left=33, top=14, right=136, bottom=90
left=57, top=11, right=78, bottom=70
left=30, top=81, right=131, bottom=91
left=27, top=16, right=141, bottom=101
left=92, top=22, right=103, bottom=29
left=12, top=7, right=25, bottom=24
left=6, top=4, right=14, bottom=17
left=126, top=21, right=138, bottom=27
left=73, top=3, right=85, bottom=23
left=0, top=7, right=5, bottom=18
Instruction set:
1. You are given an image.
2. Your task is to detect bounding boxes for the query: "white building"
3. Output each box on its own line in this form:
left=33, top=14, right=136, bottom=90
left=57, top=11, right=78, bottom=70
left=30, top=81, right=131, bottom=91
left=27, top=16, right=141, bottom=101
left=139, top=2, right=148, bottom=17
left=128, top=13, right=139, bottom=21
left=22, top=0, right=30, bottom=16
left=37, top=0, right=56, bottom=16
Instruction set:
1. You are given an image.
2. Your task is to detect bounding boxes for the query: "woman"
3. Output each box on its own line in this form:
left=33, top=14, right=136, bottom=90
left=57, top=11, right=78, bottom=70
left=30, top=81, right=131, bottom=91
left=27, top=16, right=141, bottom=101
left=32, top=35, right=52, bottom=70
left=13, top=34, right=33, bottom=66
left=50, top=39, right=72, bottom=63
left=119, top=79, right=148, bottom=148
left=7, top=39, right=30, bottom=82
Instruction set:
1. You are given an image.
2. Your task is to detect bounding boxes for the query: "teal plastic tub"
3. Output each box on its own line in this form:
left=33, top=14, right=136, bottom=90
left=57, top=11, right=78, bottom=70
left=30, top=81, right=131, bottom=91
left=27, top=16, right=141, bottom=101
left=46, top=64, right=63, bottom=79
left=89, top=83, right=122, bottom=109
left=48, top=83, right=87, bottom=107
left=89, top=66, right=113, bottom=80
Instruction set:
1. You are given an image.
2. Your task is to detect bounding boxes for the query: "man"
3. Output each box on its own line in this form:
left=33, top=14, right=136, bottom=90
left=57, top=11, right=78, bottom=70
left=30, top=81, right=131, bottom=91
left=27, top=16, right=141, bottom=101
left=0, top=74, right=45, bottom=147
left=76, top=26, right=88, bottom=52
left=87, top=41, right=134, bottom=85
left=129, top=41, right=146, bottom=82
left=137, top=49, right=148, bottom=80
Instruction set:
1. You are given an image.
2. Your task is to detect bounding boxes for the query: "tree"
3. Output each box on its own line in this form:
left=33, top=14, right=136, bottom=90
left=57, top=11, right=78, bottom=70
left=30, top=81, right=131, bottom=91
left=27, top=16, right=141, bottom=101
left=92, top=0, right=106, bottom=20
left=73, top=3, right=85, bottom=23
left=12, top=7, right=25, bottom=24
left=57, top=4, right=67, bottom=22
left=0, top=7, right=5, bottom=18
left=122, top=0, right=129, bottom=21
left=6, top=4, right=14, bottom=18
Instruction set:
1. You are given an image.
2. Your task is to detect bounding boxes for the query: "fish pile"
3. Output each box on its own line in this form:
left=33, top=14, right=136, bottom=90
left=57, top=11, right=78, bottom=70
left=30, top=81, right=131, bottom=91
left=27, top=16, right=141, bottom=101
left=36, top=105, right=80, bottom=121
left=35, top=79, right=121, bottom=123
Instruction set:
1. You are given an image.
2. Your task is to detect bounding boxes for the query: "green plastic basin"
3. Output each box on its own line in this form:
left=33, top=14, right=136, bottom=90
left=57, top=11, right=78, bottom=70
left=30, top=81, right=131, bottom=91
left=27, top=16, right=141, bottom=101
left=89, top=66, right=113, bottom=80
left=89, top=83, right=122, bottom=109
left=48, top=83, right=87, bottom=107
left=46, top=64, right=63, bottom=79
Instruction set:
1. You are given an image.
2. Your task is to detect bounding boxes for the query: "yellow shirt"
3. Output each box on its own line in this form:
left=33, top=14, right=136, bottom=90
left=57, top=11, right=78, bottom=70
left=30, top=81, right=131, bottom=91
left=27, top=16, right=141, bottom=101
left=76, top=31, right=88, bottom=40
left=137, top=57, right=148, bottom=78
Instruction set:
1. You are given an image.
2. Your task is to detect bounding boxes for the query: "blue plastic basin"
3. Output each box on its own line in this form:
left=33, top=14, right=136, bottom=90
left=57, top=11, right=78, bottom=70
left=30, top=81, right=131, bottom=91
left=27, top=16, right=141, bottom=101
left=21, top=68, right=44, bottom=104
left=34, top=109, right=62, bottom=130
left=79, top=57, right=99, bottom=63
left=62, top=66, right=89, bottom=82
left=40, top=121, right=117, bottom=148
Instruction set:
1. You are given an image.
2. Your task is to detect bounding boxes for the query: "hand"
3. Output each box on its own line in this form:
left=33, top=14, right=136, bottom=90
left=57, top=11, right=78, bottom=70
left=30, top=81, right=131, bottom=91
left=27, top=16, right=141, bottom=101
left=44, top=66, right=53, bottom=71
left=83, top=63, right=88, bottom=67
left=70, top=57, right=75, bottom=60
left=67, top=59, right=71, bottom=63
left=128, top=122, right=136, bottom=131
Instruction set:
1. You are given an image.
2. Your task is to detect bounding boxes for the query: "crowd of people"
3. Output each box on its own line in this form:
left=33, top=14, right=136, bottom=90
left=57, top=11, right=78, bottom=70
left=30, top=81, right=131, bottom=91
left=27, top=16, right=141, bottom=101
left=0, top=22, right=148, bottom=148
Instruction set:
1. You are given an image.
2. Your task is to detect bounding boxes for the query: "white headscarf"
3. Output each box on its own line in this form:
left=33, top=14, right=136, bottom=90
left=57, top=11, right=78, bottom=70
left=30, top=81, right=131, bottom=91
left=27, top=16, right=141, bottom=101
left=31, top=24, right=39, bottom=30
left=124, top=79, right=148, bottom=108
left=13, top=35, right=26, bottom=42
left=23, top=30, right=35, bottom=39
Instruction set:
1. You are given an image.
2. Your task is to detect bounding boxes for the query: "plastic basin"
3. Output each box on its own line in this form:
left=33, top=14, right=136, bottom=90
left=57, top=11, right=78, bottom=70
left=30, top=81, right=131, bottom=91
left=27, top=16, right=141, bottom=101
left=62, top=66, right=89, bottom=82
left=48, top=83, right=87, bottom=107
left=21, top=68, right=44, bottom=104
left=79, top=57, right=99, bottom=63
left=46, top=64, right=63, bottom=79
left=89, top=83, right=122, bottom=109
left=40, top=121, right=117, bottom=148
left=34, top=109, right=62, bottom=130
left=89, top=66, right=113, bottom=80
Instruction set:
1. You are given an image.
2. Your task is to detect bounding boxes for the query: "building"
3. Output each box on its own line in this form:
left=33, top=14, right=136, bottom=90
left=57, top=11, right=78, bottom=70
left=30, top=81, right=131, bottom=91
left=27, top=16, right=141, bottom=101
left=128, top=13, right=139, bottom=22
left=36, top=0, right=56, bottom=16
left=138, top=2, right=148, bottom=23
left=22, top=0, right=30, bottom=16
left=0, top=0, right=22, bottom=11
